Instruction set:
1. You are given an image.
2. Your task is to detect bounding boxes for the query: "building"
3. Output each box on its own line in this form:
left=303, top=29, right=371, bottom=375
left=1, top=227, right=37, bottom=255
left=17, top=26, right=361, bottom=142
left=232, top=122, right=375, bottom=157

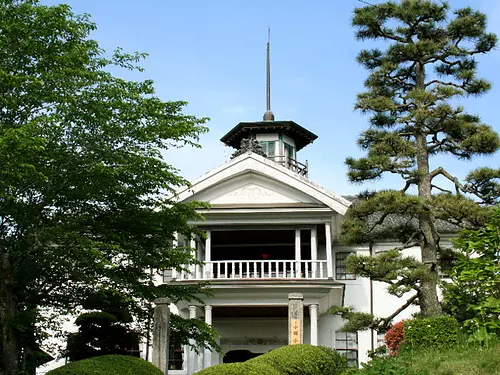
left=157, top=39, right=458, bottom=375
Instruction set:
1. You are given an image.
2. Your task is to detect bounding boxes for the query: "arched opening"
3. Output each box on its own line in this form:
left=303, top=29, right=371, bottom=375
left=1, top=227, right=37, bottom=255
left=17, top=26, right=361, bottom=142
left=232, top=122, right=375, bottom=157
left=223, top=350, right=262, bottom=364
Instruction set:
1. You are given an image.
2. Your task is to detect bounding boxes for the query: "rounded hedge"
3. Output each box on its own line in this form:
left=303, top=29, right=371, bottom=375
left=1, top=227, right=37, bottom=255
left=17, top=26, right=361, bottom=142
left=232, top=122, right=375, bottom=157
left=194, top=344, right=347, bottom=375
left=251, top=344, right=347, bottom=375
left=403, top=315, right=459, bottom=351
left=46, top=354, right=163, bottom=375
left=193, top=361, right=282, bottom=375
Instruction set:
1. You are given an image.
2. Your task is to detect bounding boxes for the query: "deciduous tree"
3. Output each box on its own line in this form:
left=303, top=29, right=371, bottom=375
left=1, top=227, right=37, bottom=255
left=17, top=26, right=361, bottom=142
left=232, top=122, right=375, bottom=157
left=0, top=1, right=215, bottom=374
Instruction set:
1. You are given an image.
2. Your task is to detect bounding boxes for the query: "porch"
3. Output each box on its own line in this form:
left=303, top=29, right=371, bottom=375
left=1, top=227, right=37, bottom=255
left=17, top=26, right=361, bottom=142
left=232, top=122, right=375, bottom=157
left=168, top=223, right=335, bottom=282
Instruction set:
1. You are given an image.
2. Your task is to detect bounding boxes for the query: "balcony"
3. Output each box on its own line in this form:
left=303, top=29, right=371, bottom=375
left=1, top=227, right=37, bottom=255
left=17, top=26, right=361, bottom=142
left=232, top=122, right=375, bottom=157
left=268, top=155, right=308, bottom=177
left=172, top=259, right=330, bottom=281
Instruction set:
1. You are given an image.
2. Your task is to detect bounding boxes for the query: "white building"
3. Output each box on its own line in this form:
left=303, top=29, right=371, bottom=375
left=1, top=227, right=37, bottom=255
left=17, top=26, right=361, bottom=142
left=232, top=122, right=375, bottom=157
left=161, top=104, right=453, bottom=374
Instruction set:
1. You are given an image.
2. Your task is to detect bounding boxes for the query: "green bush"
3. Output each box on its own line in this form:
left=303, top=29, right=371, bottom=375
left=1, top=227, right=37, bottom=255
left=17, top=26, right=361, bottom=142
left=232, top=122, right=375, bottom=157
left=251, top=344, right=348, bottom=375
left=346, top=356, right=423, bottom=375
left=193, top=361, right=282, bottom=375
left=194, top=344, right=347, bottom=375
left=403, top=315, right=459, bottom=351
left=46, top=355, right=162, bottom=375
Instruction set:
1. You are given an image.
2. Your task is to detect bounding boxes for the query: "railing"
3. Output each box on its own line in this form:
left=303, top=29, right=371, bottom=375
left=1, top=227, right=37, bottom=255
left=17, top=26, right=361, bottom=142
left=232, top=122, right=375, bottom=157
left=172, top=260, right=329, bottom=281
left=268, top=156, right=308, bottom=177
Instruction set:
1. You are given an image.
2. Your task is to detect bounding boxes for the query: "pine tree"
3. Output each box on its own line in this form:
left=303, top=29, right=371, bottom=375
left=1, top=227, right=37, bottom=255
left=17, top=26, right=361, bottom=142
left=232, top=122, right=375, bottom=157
left=342, top=0, right=500, bottom=324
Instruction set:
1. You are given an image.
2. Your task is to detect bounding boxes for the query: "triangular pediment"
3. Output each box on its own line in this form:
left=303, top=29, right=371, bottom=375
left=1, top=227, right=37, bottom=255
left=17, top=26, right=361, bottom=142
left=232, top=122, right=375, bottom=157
left=193, top=174, right=321, bottom=206
left=175, top=152, right=351, bottom=214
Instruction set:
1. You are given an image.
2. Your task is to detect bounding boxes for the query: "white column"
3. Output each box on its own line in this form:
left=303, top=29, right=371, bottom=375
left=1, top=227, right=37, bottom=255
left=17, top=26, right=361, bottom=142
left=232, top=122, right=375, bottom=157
left=295, top=229, right=301, bottom=278
left=311, top=226, right=317, bottom=278
left=309, top=304, right=318, bottom=346
left=172, top=232, right=179, bottom=279
left=203, top=306, right=213, bottom=369
left=205, top=230, right=212, bottom=279
left=190, top=238, right=200, bottom=279
left=325, top=222, right=333, bottom=278
left=188, top=306, right=197, bottom=375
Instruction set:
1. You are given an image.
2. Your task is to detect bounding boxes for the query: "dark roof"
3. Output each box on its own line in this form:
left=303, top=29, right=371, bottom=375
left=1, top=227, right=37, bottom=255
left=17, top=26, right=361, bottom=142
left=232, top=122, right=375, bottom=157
left=342, top=195, right=460, bottom=234
left=220, top=120, right=318, bottom=151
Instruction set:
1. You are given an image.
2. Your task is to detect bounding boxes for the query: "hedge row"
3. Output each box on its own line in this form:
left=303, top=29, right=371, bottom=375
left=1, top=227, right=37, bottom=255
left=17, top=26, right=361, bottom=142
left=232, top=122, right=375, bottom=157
left=194, top=344, right=348, bottom=375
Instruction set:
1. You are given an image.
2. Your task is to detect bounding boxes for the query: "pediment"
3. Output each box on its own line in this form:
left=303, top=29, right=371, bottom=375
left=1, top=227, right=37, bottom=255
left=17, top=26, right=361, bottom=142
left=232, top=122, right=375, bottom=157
left=175, top=152, right=351, bottom=214
left=194, top=174, right=321, bottom=206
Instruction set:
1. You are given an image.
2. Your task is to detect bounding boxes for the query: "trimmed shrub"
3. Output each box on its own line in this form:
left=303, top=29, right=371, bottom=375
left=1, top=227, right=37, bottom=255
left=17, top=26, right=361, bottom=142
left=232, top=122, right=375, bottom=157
left=403, top=315, right=459, bottom=351
left=193, top=361, right=282, bottom=375
left=250, top=344, right=348, bottom=375
left=194, top=344, right=347, bottom=375
left=46, top=355, right=162, bottom=375
left=385, top=321, right=405, bottom=356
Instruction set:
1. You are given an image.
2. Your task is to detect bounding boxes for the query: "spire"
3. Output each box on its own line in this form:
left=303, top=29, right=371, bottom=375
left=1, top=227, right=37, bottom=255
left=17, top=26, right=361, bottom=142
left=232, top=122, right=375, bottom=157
left=263, top=28, right=275, bottom=121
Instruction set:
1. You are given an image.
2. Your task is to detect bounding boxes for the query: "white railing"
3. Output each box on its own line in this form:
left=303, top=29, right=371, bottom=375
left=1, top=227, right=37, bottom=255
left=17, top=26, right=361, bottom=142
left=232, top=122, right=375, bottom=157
left=171, top=260, right=329, bottom=281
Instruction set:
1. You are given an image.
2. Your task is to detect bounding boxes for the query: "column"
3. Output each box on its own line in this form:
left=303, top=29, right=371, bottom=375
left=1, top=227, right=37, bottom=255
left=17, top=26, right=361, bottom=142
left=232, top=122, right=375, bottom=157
left=190, top=238, right=200, bottom=279
left=188, top=306, right=197, bottom=375
left=205, top=230, right=212, bottom=279
left=325, top=222, right=333, bottom=278
left=152, top=298, right=171, bottom=373
left=288, top=293, right=304, bottom=345
left=311, top=226, right=317, bottom=278
left=172, top=232, right=179, bottom=279
left=295, top=229, right=301, bottom=278
left=203, top=306, right=213, bottom=369
left=309, top=304, right=318, bottom=346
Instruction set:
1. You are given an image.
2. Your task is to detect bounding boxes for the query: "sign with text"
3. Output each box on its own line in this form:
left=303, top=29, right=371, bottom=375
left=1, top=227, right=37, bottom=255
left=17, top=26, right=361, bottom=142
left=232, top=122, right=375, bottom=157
left=290, top=319, right=301, bottom=345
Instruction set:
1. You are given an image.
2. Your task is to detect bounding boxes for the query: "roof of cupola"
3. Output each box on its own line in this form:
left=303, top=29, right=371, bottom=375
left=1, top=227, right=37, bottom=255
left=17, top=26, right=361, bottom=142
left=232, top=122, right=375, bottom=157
left=220, top=120, right=318, bottom=151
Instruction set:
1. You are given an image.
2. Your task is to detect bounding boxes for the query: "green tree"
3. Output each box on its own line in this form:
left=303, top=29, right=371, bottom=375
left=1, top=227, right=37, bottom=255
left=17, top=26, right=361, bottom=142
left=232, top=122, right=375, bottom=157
left=342, top=0, right=500, bottom=325
left=443, top=207, right=500, bottom=335
left=0, top=1, right=216, bottom=374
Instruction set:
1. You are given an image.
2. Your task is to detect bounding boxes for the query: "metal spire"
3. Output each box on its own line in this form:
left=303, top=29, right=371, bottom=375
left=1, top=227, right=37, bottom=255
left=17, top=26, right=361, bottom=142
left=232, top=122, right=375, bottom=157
left=263, top=27, right=275, bottom=121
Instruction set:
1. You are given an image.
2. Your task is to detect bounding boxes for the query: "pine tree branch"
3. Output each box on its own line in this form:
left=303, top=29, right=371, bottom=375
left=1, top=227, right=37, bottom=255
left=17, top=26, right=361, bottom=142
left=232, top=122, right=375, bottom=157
left=429, top=167, right=466, bottom=194
left=375, top=293, right=418, bottom=330
left=425, top=80, right=466, bottom=90
left=431, top=184, right=452, bottom=194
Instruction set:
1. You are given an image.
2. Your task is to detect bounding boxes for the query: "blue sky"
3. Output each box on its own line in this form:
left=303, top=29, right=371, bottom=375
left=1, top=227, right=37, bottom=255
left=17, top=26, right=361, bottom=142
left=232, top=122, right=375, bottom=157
left=41, top=0, right=500, bottom=195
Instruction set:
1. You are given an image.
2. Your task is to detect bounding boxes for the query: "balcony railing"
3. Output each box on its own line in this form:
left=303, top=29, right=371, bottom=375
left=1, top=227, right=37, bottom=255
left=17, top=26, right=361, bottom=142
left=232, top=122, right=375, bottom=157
left=171, top=260, right=329, bottom=281
left=268, top=156, right=308, bottom=177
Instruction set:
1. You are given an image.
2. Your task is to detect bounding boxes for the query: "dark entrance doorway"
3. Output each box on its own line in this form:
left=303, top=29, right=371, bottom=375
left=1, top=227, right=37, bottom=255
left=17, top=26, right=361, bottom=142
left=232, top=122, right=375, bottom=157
left=223, top=350, right=262, bottom=363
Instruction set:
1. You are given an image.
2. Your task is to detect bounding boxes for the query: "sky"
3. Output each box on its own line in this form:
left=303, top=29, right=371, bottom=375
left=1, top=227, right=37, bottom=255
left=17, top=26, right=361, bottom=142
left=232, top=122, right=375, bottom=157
left=41, top=0, right=500, bottom=195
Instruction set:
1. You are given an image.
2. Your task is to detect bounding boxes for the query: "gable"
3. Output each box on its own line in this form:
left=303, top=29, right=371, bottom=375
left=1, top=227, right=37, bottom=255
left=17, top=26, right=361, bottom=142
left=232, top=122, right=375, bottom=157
left=191, top=173, right=322, bottom=206
left=175, top=152, right=351, bottom=215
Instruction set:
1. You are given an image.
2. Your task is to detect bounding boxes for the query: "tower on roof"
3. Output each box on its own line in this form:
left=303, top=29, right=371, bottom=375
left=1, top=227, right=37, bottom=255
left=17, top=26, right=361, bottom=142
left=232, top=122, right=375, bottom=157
left=263, top=28, right=274, bottom=122
left=220, top=31, right=318, bottom=177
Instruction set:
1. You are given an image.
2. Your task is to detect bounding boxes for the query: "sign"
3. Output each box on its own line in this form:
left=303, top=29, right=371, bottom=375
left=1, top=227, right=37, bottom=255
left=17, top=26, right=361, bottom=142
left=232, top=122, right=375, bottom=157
left=290, top=319, right=301, bottom=345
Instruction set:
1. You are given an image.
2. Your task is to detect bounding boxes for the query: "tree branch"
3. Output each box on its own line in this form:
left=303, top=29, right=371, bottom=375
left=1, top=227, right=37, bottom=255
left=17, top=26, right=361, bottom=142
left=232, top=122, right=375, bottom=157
left=376, top=293, right=419, bottom=330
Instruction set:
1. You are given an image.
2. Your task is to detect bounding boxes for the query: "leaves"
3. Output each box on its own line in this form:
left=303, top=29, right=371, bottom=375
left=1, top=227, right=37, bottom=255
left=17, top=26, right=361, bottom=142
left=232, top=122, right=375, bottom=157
left=0, top=1, right=214, bottom=372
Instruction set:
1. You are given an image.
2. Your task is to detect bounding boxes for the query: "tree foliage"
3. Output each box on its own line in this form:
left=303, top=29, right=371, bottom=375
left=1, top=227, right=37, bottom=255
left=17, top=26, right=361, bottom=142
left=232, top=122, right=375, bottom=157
left=0, top=1, right=216, bottom=374
left=342, top=0, right=499, bottom=323
left=443, top=207, right=500, bottom=335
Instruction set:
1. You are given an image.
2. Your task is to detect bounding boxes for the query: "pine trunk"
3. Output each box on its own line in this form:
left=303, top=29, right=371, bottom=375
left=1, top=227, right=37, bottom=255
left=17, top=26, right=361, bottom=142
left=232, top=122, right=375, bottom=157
left=1, top=250, right=20, bottom=375
left=415, top=62, right=442, bottom=316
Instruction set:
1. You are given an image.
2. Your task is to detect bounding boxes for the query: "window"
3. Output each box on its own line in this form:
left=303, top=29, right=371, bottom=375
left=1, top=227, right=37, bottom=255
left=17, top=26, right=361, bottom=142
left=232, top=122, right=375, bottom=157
left=284, top=142, right=295, bottom=159
left=335, top=331, right=358, bottom=368
left=259, top=141, right=276, bottom=157
left=335, top=252, right=356, bottom=280
left=168, top=333, right=184, bottom=370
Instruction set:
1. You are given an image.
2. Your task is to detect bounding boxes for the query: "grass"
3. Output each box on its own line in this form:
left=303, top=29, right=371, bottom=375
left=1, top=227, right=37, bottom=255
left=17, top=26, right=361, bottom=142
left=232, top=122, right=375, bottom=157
left=350, top=342, right=500, bottom=375
left=400, top=342, right=500, bottom=375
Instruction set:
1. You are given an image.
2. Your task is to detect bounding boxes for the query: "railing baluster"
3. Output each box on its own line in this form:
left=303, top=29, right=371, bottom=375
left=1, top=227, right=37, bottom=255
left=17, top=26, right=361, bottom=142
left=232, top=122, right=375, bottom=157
left=224, top=261, right=228, bottom=278
left=253, top=261, right=258, bottom=278
left=319, top=261, right=324, bottom=278
left=172, top=268, right=177, bottom=280
left=238, top=262, right=242, bottom=279
left=268, top=261, right=272, bottom=278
